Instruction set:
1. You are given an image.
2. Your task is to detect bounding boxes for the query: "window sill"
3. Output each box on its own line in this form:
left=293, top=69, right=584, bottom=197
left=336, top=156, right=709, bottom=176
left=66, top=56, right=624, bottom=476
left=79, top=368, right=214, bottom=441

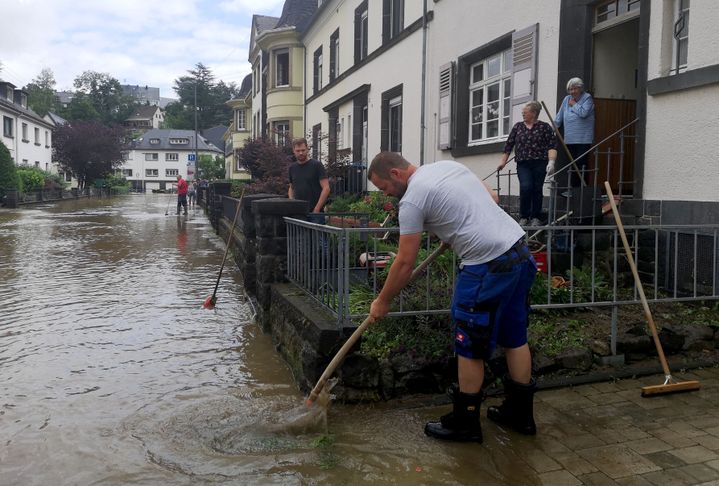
left=22, top=139, right=29, bottom=143
left=34, top=142, right=41, bottom=146
left=647, top=63, right=719, bottom=96
left=451, top=140, right=505, bottom=158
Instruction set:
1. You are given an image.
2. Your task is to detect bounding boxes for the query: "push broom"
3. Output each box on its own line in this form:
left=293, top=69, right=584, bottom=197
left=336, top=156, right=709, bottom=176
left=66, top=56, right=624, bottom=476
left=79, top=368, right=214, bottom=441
left=605, top=182, right=700, bottom=397
left=203, top=188, right=245, bottom=310
left=306, top=242, right=450, bottom=406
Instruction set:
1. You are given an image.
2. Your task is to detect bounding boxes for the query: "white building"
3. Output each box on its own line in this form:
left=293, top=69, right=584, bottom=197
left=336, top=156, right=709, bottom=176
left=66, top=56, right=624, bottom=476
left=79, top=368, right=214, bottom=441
left=0, top=81, right=54, bottom=172
left=299, top=0, right=719, bottom=224
left=120, top=128, right=222, bottom=192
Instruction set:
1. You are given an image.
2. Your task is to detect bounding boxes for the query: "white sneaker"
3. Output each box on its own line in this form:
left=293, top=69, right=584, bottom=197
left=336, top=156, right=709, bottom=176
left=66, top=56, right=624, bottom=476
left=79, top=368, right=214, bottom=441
left=518, top=218, right=529, bottom=226
left=530, top=218, right=542, bottom=226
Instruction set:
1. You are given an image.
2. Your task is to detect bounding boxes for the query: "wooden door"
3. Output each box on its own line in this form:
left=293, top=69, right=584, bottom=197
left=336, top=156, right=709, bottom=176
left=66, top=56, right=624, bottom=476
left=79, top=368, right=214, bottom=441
left=592, top=98, right=637, bottom=195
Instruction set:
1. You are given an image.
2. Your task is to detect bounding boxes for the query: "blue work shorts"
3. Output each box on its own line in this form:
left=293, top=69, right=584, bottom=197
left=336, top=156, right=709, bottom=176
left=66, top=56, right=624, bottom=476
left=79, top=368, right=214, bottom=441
left=451, top=240, right=537, bottom=360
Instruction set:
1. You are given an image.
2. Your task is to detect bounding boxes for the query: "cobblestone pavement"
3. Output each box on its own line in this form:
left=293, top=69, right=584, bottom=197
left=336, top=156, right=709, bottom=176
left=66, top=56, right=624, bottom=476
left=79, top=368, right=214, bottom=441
left=485, top=367, right=719, bottom=485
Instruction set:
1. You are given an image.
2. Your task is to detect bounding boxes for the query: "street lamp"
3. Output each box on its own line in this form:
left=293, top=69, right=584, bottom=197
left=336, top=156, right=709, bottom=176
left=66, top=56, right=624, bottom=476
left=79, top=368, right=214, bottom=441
left=194, top=80, right=198, bottom=181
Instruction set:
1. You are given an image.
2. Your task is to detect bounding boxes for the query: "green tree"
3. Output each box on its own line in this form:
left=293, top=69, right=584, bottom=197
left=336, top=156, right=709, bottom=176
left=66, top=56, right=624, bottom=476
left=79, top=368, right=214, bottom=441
left=53, top=121, right=126, bottom=189
left=0, top=140, right=19, bottom=202
left=61, top=92, right=101, bottom=122
left=166, top=63, right=239, bottom=130
left=72, top=71, right=136, bottom=124
left=196, top=154, right=226, bottom=180
left=24, top=68, right=58, bottom=117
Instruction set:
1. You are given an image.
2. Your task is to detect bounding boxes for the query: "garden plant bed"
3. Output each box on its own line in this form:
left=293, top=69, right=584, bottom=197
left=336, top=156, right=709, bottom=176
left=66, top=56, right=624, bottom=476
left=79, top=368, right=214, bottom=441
left=338, top=301, right=719, bottom=402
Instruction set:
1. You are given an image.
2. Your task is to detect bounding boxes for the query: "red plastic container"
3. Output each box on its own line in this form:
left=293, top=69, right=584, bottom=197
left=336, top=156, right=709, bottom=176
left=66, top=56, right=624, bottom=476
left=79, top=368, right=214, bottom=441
left=532, top=251, right=548, bottom=273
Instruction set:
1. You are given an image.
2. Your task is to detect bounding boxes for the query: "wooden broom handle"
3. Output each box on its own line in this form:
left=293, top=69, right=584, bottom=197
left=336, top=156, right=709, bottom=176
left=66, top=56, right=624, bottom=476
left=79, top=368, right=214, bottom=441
left=604, top=182, right=671, bottom=376
left=307, top=242, right=450, bottom=404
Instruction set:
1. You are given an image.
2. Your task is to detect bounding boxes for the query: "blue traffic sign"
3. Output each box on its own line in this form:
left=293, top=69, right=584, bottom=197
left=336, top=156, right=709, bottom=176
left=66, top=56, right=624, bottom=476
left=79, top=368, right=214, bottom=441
left=188, top=154, right=196, bottom=162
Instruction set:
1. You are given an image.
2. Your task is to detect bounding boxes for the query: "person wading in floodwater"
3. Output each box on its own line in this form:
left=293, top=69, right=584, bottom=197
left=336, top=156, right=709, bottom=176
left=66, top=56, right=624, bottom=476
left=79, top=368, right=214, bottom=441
left=368, top=152, right=538, bottom=443
left=176, top=174, right=188, bottom=215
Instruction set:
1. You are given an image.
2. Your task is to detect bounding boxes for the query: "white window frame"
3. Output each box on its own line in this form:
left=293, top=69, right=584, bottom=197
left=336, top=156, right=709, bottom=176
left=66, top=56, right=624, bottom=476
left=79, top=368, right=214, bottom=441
left=275, top=48, right=290, bottom=87
left=671, top=0, right=690, bottom=75
left=316, top=50, right=323, bottom=92
left=273, top=120, right=290, bottom=146
left=165, top=152, right=179, bottom=161
left=2, top=116, right=12, bottom=138
left=149, top=138, right=160, bottom=145
left=145, top=153, right=158, bottom=161
left=236, top=109, right=246, bottom=130
left=389, top=0, right=404, bottom=39
left=21, top=123, right=28, bottom=141
left=468, top=49, right=512, bottom=145
left=34, top=127, right=40, bottom=145
left=145, top=169, right=159, bottom=177
left=388, top=95, right=402, bottom=153
left=165, top=168, right=179, bottom=177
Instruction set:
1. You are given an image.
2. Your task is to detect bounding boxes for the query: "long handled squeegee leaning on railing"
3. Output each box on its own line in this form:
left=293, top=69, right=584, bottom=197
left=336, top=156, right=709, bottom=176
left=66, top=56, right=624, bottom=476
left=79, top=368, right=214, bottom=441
left=306, top=242, right=450, bottom=406
left=605, top=182, right=700, bottom=397
left=203, top=187, right=245, bottom=310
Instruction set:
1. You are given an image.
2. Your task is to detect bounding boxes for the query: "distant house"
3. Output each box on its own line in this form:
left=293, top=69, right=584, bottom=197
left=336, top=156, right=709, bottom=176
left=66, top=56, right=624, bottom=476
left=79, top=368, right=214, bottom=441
left=249, top=0, right=317, bottom=144
left=121, top=84, right=161, bottom=106
left=119, top=128, right=222, bottom=192
left=42, top=111, right=77, bottom=187
left=225, top=73, right=253, bottom=180
left=123, top=105, right=164, bottom=131
left=55, top=90, right=74, bottom=109
left=0, top=80, right=54, bottom=173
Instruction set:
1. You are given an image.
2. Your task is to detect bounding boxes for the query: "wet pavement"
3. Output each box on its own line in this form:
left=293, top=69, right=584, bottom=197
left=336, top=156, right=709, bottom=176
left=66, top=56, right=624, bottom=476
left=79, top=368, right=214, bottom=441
left=499, top=366, right=719, bottom=485
left=1, top=195, right=719, bottom=485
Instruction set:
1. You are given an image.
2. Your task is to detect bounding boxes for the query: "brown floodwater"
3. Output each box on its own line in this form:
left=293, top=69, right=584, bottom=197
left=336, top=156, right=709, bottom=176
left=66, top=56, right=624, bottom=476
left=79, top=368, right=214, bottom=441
left=0, top=195, right=542, bottom=485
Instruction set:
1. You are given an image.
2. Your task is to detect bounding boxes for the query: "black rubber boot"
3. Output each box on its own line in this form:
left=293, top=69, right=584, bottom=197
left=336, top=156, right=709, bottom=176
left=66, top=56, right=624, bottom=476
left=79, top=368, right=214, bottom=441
left=487, top=376, right=537, bottom=435
left=424, top=391, right=483, bottom=442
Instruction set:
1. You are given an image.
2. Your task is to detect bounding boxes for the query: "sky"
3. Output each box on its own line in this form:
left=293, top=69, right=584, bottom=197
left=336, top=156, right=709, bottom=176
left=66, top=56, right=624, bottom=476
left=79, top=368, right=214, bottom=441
left=0, top=0, right=286, bottom=99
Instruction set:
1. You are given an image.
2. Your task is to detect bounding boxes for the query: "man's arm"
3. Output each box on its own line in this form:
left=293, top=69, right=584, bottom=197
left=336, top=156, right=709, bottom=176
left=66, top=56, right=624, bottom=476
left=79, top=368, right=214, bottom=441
left=314, top=178, right=330, bottom=212
left=288, top=183, right=294, bottom=199
left=369, top=232, right=422, bottom=321
left=482, top=181, right=499, bottom=204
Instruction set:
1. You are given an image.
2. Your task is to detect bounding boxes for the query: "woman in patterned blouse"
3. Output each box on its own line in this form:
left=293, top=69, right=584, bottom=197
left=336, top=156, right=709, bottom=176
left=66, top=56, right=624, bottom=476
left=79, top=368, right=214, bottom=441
left=498, top=101, right=557, bottom=226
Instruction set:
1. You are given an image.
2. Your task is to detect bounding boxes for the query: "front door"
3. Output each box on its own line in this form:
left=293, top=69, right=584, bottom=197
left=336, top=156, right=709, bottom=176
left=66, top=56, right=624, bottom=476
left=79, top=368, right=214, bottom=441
left=591, top=7, right=640, bottom=195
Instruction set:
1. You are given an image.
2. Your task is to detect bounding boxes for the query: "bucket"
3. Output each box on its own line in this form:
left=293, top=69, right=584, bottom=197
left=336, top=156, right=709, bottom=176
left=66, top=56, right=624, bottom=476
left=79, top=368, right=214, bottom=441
left=532, top=251, right=548, bottom=273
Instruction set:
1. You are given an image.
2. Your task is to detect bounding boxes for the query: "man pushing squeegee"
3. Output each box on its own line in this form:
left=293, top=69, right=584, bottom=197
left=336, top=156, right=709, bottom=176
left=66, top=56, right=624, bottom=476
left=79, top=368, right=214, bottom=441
left=308, top=152, right=539, bottom=444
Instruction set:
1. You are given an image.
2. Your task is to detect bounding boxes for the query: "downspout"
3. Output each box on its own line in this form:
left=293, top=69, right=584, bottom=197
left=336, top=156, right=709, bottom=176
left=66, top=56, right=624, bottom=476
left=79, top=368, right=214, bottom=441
left=303, top=34, right=307, bottom=141
left=419, top=0, right=428, bottom=166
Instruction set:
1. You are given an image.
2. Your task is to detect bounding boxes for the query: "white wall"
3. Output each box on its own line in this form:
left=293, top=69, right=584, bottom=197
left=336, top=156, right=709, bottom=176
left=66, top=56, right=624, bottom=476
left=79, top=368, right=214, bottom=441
left=0, top=108, right=53, bottom=169
left=303, top=0, right=426, bottom=165
left=426, top=0, right=562, bottom=181
left=643, top=1, right=719, bottom=201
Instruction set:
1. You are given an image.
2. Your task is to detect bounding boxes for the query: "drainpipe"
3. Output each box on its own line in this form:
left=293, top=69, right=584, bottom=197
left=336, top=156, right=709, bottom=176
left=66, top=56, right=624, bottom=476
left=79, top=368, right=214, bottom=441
left=419, top=0, right=428, bottom=166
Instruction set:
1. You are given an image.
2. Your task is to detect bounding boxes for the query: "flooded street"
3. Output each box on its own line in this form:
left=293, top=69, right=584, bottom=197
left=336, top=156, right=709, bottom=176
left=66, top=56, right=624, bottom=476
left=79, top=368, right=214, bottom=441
left=0, top=195, right=538, bottom=485
left=7, top=196, right=717, bottom=485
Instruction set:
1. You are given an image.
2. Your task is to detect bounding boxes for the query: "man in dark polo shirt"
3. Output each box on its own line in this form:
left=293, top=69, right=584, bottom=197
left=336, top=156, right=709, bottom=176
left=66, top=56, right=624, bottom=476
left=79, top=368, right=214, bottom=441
left=288, top=138, right=330, bottom=221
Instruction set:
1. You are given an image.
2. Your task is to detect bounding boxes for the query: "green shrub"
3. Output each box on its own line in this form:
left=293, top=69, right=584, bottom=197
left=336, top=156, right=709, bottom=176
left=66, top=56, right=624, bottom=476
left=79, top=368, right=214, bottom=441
left=0, top=141, right=19, bottom=200
left=326, top=193, right=359, bottom=213
left=16, top=167, right=46, bottom=192
left=347, top=192, right=398, bottom=224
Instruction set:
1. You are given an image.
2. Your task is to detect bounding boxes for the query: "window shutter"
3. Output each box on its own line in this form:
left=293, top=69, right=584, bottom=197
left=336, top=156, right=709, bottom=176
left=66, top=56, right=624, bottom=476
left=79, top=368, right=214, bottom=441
left=438, top=61, right=454, bottom=150
left=510, top=23, right=538, bottom=125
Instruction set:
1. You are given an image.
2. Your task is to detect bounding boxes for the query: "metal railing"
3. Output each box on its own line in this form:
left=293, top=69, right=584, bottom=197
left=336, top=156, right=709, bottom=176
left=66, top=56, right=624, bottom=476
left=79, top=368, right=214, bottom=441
left=285, top=218, right=719, bottom=353
left=489, top=118, right=639, bottom=225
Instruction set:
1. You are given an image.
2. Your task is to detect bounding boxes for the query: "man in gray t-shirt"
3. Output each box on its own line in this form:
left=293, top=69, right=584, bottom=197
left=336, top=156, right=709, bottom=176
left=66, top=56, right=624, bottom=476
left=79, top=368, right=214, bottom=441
left=368, top=152, right=538, bottom=444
